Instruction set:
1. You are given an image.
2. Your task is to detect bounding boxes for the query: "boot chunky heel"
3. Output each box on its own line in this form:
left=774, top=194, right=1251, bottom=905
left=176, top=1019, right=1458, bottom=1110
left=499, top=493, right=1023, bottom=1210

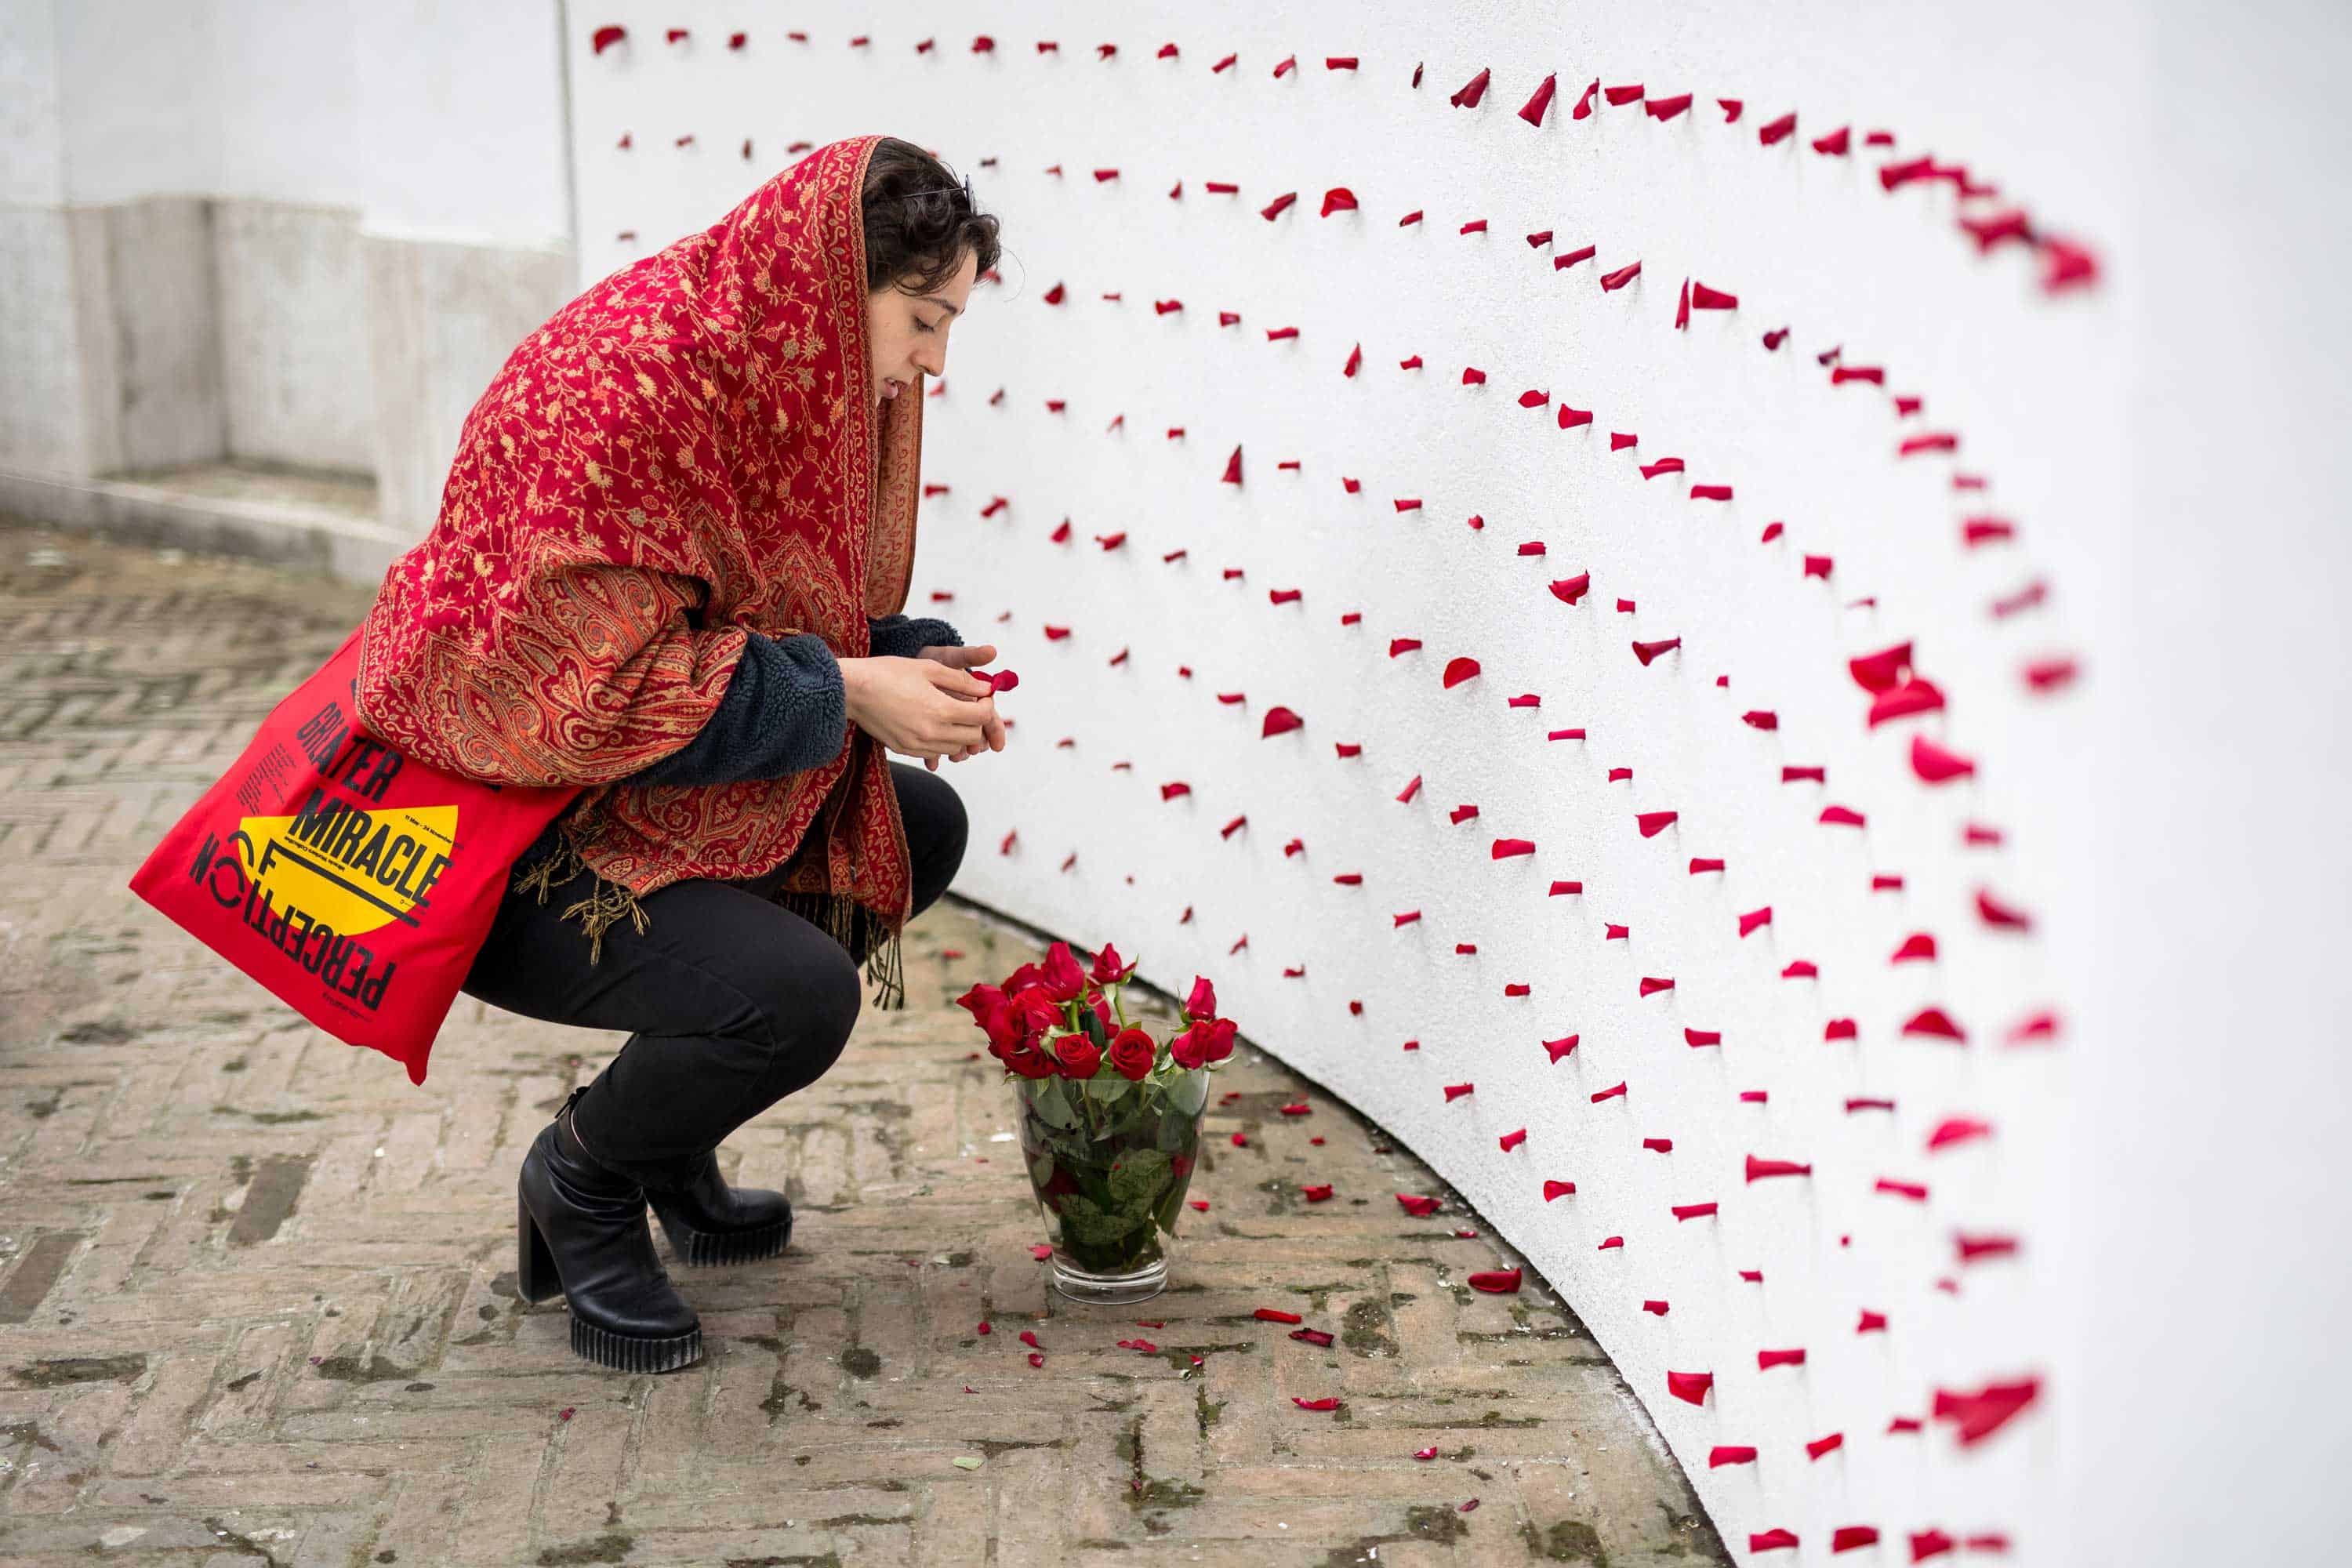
left=515, top=1089, right=703, bottom=1373
left=648, top=1149, right=793, bottom=1267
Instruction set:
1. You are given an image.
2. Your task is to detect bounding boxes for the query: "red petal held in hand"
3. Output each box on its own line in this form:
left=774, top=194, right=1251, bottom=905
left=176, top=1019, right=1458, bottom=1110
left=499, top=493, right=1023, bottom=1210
left=1443, top=656, right=1482, bottom=688
left=1632, top=637, right=1682, bottom=666
left=1673, top=1202, right=1719, bottom=1220
left=1450, top=67, right=1490, bottom=107
left=1599, top=261, right=1644, bottom=291
left=1469, top=1268, right=1523, bottom=1293
left=1636, top=811, right=1679, bottom=837
left=1592, top=1082, right=1628, bottom=1103
left=1542, top=1178, right=1577, bottom=1201
left=1667, top=1370, right=1714, bottom=1405
left=1519, top=73, right=1558, bottom=125
left=1261, top=706, right=1305, bottom=739
left=1747, top=1156, right=1812, bottom=1181
left=1493, top=837, right=1537, bottom=858
left=1710, top=1445, right=1758, bottom=1467
left=1869, top=679, right=1945, bottom=727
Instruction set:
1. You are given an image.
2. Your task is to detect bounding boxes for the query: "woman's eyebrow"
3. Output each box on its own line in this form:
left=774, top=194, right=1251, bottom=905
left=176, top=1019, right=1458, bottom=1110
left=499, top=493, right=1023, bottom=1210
left=917, top=295, right=961, bottom=317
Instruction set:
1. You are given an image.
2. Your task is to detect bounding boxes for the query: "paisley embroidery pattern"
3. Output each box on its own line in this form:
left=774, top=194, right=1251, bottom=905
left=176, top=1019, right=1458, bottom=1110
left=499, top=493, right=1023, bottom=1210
left=353, top=135, right=926, bottom=1006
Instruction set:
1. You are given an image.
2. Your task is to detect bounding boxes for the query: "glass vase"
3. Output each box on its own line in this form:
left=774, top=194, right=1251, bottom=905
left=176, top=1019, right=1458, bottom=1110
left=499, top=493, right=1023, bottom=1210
left=1014, top=1062, right=1210, bottom=1305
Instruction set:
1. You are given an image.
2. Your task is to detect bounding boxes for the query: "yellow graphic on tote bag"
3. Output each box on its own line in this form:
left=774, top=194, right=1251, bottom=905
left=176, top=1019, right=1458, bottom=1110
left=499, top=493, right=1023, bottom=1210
left=238, top=789, right=457, bottom=934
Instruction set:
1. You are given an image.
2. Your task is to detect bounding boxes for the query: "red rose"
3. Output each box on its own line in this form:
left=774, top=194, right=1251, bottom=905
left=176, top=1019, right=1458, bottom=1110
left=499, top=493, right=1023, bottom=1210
left=1000, top=1037, right=1056, bottom=1079
left=1009, top=987, right=1061, bottom=1043
left=1108, top=1027, right=1156, bottom=1080
left=1203, top=1018, right=1238, bottom=1062
left=1183, top=975, right=1218, bottom=1022
left=1040, top=941, right=1088, bottom=1003
left=1089, top=941, right=1140, bottom=985
left=956, top=981, right=1007, bottom=1030
left=1051, top=1032, right=1102, bottom=1080
left=1002, top=960, right=1047, bottom=996
left=1169, top=1022, right=1211, bottom=1070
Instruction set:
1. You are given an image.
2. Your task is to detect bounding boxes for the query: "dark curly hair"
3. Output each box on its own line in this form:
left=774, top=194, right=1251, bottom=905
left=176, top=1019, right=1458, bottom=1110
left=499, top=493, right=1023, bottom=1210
left=862, top=138, right=1002, bottom=296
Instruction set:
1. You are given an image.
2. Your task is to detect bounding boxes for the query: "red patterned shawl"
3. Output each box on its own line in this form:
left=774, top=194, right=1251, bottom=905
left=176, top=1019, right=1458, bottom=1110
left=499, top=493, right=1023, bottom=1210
left=353, top=134, right=928, bottom=1005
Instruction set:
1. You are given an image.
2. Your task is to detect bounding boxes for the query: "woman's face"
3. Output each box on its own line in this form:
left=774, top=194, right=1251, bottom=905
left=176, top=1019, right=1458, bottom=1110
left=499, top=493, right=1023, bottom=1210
left=867, top=248, right=978, bottom=408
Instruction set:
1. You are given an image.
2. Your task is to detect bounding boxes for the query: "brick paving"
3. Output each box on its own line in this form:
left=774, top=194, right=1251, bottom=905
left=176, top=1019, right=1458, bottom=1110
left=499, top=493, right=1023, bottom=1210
left=0, top=517, right=1725, bottom=1567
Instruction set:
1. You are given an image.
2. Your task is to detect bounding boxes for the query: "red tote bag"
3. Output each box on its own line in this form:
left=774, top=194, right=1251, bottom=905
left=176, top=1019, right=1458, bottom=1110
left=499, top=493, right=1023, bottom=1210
left=129, top=625, right=581, bottom=1083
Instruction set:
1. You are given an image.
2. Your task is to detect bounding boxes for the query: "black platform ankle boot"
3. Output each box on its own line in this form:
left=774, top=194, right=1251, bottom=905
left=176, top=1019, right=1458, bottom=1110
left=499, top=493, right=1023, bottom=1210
left=647, top=1149, right=793, bottom=1266
left=516, top=1088, right=703, bottom=1372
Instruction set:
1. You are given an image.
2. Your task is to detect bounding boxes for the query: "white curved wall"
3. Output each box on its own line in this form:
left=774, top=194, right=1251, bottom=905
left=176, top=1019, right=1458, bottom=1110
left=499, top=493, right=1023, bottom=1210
left=568, top=4, right=2352, bottom=1563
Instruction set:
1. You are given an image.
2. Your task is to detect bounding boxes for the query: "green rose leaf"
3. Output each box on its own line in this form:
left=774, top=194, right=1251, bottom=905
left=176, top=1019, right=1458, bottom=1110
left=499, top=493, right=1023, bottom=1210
left=1167, top=1066, right=1210, bottom=1118
left=1060, top=1192, right=1147, bottom=1248
left=1108, top=1147, right=1173, bottom=1212
left=1028, top=1076, right=1080, bottom=1130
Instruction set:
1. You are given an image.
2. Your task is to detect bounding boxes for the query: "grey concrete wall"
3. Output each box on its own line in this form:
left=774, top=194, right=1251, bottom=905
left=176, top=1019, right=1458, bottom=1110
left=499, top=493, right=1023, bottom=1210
left=364, top=231, right=571, bottom=543
left=0, top=204, right=88, bottom=473
left=67, top=195, right=225, bottom=474
left=215, top=199, right=374, bottom=472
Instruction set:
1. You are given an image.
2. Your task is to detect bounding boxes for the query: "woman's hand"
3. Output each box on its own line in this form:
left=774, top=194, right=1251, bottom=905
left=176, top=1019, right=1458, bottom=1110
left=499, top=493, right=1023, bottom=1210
left=838, top=654, right=996, bottom=768
left=916, top=643, right=1008, bottom=770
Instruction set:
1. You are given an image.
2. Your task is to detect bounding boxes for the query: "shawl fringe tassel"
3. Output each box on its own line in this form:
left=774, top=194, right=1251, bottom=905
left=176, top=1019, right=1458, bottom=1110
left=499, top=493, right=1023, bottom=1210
left=512, top=837, right=907, bottom=1011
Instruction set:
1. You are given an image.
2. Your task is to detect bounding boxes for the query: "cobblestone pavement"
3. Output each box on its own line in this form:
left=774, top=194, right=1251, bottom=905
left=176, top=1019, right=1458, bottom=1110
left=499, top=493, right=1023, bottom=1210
left=0, top=519, right=1723, bottom=1568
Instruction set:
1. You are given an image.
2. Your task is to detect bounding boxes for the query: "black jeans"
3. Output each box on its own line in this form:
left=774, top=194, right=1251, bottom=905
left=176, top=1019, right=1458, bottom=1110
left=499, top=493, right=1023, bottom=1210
left=461, top=761, right=968, bottom=1186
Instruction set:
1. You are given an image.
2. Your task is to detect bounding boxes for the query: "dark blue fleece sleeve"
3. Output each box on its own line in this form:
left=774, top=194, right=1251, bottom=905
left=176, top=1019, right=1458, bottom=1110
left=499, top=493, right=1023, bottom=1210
left=866, top=613, right=964, bottom=660
left=619, top=631, right=848, bottom=787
